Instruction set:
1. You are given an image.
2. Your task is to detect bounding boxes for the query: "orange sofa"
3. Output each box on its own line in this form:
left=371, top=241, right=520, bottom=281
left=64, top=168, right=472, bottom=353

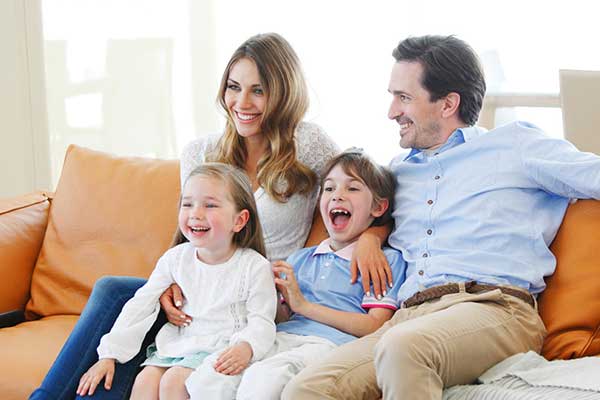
left=1, top=145, right=599, bottom=399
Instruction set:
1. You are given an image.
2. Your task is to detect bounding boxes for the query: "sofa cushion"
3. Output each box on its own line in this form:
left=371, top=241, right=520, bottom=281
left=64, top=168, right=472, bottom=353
left=539, top=199, right=600, bottom=359
left=25, top=145, right=180, bottom=319
left=0, top=192, right=50, bottom=313
left=0, top=315, right=78, bottom=400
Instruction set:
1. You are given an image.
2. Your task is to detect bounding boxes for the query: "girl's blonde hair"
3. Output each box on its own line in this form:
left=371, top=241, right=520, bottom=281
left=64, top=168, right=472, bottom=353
left=172, top=163, right=266, bottom=257
left=209, top=32, right=317, bottom=202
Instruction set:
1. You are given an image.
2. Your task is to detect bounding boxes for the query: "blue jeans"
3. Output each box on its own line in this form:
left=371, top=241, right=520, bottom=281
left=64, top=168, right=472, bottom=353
left=30, top=276, right=166, bottom=400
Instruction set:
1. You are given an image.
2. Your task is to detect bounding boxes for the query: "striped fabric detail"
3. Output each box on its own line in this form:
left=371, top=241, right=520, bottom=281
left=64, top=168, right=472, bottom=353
left=361, top=294, right=398, bottom=311
left=444, top=375, right=600, bottom=400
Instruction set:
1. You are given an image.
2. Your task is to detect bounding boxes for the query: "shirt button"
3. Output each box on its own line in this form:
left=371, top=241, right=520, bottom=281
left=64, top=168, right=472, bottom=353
left=434, top=175, right=440, bottom=180
left=324, top=262, right=330, bottom=267
left=427, top=229, right=433, bottom=235
left=321, top=275, right=326, bottom=279
left=418, top=270, right=424, bottom=275
left=422, top=253, right=428, bottom=258
left=427, top=200, right=433, bottom=205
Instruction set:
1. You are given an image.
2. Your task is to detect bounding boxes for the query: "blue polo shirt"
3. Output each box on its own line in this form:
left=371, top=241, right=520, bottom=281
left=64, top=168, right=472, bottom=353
left=277, top=239, right=406, bottom=345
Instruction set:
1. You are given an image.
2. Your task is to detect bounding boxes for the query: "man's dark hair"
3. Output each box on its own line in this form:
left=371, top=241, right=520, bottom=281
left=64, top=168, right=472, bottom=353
left=392, top=35, right=486, bottom=126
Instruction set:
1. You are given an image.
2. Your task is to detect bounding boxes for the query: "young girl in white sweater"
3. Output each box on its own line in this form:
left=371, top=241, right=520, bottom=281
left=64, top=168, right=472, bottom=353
left=76, top=163, right=277, bottom=399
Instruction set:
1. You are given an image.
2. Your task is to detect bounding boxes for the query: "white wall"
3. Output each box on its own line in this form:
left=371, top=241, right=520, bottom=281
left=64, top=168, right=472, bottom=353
left=0, top=0, right=50, bottom=197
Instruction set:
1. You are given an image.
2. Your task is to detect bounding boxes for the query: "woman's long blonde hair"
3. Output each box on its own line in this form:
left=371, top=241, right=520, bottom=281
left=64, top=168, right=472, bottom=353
left=210, top=32, right=317, bottom=202
left=172, top=163, right=266, bottom=257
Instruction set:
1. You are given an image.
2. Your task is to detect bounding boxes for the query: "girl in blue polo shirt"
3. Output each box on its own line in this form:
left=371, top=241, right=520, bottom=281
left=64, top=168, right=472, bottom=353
left=233, top=149, right=407, bottom=399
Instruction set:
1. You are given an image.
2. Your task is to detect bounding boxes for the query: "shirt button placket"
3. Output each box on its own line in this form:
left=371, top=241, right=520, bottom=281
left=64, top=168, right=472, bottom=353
left=322, top=255, right=333, bottom=279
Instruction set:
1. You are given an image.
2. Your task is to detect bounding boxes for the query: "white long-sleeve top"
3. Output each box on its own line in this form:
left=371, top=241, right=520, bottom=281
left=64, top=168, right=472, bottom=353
left=180, top=122, right=340, bottom=261
left=97, top=244, right=277, bottom=363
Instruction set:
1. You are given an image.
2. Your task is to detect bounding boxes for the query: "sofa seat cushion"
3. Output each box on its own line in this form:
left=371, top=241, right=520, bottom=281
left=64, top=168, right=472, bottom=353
left=0, top=315, right=78, bottom=400
left=25, top=145, right=180, bottom=319
left=539, top=199, right=600, bottom=359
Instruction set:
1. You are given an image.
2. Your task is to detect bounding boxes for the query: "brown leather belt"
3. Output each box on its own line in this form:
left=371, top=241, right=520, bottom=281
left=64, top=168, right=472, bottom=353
left=401, top=281, right=535, bottom=308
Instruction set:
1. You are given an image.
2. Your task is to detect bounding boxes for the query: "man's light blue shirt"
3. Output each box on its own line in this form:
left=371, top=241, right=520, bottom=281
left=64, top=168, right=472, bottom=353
left=277, top=240, right=406, bottom=345
left=388, top=121, right=600, bottom=302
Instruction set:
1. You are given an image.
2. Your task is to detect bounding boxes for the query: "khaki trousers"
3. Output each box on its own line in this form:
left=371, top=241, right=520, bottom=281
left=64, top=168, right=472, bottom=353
left=282, top=288, right=546, bottom=400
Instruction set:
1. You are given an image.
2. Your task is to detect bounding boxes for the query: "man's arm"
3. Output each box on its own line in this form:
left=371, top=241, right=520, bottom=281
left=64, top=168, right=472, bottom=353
left=350, top=222, right=394, bottom=299
left=519, top=124, right=600, bottom=199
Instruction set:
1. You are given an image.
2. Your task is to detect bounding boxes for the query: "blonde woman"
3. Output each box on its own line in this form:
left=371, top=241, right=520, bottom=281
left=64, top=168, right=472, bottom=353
left=32, top=33, right=392, bottom=400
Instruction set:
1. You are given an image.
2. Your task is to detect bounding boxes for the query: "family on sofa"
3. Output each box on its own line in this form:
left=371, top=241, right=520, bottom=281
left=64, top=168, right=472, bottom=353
left=30, top=32, right=600, bottom=399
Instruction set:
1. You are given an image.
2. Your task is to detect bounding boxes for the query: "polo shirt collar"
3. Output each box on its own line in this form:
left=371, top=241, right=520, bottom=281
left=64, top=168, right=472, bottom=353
left=313, top=239, right=356, bottom=261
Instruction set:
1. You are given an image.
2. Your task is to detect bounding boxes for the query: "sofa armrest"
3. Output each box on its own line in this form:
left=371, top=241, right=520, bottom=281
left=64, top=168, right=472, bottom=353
left=0, top=192, right=51, bottom=314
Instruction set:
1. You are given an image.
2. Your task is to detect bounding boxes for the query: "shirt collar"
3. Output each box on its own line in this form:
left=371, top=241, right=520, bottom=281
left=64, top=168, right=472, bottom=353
left=461, top=125, right=487, bottom=142
left=403, top=126, right=487, bottom=162
left=313, top=239, right=356, bottom=261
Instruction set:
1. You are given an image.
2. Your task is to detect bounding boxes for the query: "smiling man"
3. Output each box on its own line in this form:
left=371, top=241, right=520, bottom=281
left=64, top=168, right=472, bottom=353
left=282, top=35, right=600, bottom=400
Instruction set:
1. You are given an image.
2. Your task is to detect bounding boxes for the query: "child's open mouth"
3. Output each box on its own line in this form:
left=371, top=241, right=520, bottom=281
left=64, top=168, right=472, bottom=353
left=189, top=226, right=210, bottom=234
left=330, top=208, right=351, bottom=230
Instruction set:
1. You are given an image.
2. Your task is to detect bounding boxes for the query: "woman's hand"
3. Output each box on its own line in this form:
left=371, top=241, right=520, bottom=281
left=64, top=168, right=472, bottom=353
left=350, top=232, right=393, bottom=299
left=272, top=261, right=309, bottom=314
left=76, top=358, right=115, bottom=396
left=214, top=342, right=253, bottom=375
left=159, top=283, right=192, bottom=327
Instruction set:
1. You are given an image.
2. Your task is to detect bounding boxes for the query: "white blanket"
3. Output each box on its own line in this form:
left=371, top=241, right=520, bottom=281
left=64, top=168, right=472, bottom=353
left=443, top=351, right=600, bottom=400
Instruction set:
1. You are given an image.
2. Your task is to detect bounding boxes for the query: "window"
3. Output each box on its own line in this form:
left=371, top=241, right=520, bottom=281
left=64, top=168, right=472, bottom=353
left=42, top=0, right=600, bottom=187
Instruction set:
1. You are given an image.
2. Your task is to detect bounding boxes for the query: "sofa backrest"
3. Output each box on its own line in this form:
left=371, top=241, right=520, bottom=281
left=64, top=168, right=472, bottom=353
left=25, top=145, right=180, bottom=319
left=539, top=199, right=600, bottom=359
left=21, top=145, right=600, bottom=361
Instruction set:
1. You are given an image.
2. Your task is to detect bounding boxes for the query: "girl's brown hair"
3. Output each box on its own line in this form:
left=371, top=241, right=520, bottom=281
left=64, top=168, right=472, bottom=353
left=210, top=32, right=317, bottom=202
left=172, top=163, right=266, bottom=257
left=321, top=148, right=397, bottom=227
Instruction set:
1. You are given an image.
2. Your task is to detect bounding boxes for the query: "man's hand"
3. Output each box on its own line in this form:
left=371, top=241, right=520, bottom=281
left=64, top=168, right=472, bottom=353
left=214, top=342, right=253, bottom=375
left=350, top=232, right=392, bottom=299
left=159, top=283, right=192, bottom=327
left=272, top=261, right=309, bottom=314
left=76, top=358, right=115, bottom=396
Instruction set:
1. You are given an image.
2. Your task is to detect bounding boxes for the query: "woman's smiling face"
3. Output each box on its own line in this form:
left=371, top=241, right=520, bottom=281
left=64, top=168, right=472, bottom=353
left=224, top=57, right=267, bottom=139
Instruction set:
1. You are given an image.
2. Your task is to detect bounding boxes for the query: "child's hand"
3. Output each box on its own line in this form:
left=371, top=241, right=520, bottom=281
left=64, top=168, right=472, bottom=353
left=76, top=358, right=115, bottom=396
left=272, top=261, right=309, bottom=314
left=214, top=342, right=253, bottom=375
left=160, top=283, right=193, bottom=327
